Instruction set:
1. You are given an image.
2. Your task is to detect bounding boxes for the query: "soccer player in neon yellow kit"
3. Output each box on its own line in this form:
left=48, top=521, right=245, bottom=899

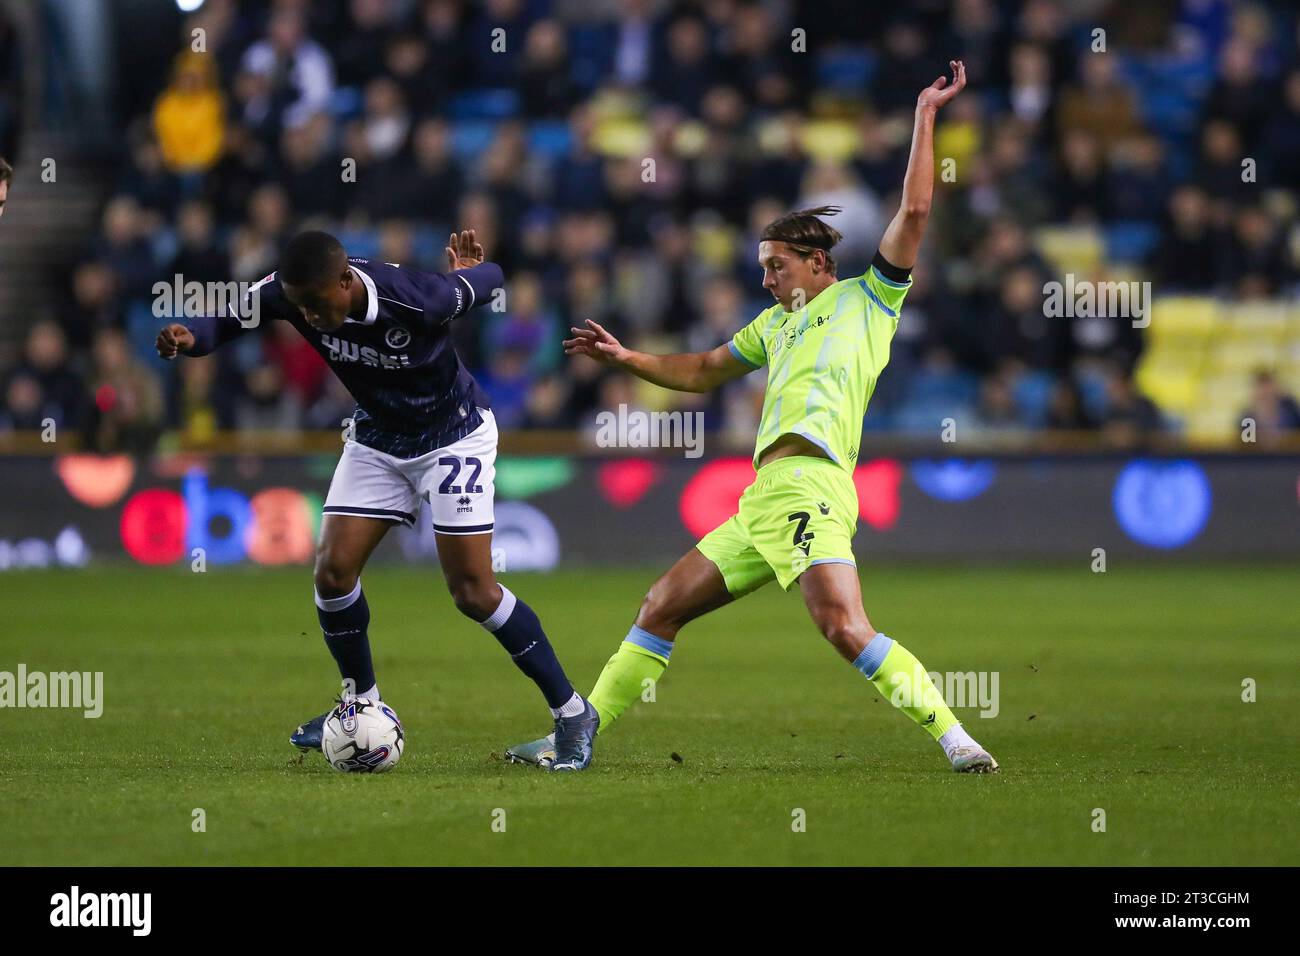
left=510, top=60, right=997, bottom=773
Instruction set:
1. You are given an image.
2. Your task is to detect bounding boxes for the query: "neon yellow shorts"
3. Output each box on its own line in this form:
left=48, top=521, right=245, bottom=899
left=696, top=456, right=858, bottom=594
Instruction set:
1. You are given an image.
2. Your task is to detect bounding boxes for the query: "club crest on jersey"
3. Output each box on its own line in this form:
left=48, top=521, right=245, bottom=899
left=385, top=327, right=412, bottom=349
left=320, top=333, right=411, bottom=369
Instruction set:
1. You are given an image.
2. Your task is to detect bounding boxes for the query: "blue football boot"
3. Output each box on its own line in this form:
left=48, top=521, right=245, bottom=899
left=548, top=699, right=600, bottom=772
left=290, top=709, right=331, bottom=751
left=505, top=733, right=556, bottom=768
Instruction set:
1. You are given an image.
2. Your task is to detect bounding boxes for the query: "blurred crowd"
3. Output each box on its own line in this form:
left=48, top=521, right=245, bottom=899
left=4, top=0, right=1300, bottom=451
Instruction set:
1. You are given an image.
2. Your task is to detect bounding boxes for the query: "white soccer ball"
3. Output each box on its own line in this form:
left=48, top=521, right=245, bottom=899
left=321, top=697, right=404, bottom=773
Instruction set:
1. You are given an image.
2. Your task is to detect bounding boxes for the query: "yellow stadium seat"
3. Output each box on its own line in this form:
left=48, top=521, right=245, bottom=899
left=1136, top=365, right=1202, bottom=414
left=1183, top=406, right=1238, bottom=444
left=1033, top=225, right=1104, bottom=275
left=1197, top=373, right=1253, bottom=413
left=1277, top=361, right=1300, bottom=396
left=1207, top=338, right=1286, bottom=372
left=798, top=119, right=861, bottom=162
left=1221, top=302, right=1289, bottom=340
left=1145, top=297, right=1218, bottom=344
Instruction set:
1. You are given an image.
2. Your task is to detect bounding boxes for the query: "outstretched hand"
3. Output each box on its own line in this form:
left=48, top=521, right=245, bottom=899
left=563, top=319, right=627, bottom=366
left=155, top=323, right=195, bottom=359
left=917, top=59, right=966, bottom=112
left=446, top=228, right=485, bottom=270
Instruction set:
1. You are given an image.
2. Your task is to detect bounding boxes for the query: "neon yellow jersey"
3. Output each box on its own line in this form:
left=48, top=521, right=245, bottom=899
left=728, top=263, right=911, bottom=471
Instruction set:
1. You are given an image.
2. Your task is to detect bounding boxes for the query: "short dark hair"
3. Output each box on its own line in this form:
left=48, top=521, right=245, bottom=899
left=279, top=230, right=346, bottom=287
left=760, top=205, right=844, bottom=273
left=0, top=157, right=12, bottom=184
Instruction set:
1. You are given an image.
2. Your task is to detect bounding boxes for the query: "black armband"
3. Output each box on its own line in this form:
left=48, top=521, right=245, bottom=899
left=871, top=251, right=912, bottom=283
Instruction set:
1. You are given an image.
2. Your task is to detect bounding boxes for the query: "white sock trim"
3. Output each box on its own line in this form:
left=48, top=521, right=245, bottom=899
left=315, top=578, right=362, bottom=613
left=480, top=585, right=517, bottom=632
left=551, top=692, right=585, bottom=719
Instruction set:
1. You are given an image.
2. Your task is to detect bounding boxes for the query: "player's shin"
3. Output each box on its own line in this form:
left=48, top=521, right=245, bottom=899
left=316, top=580, right=379, bottom=700
left=852, top=633, right=957, bottom=739
left=481, top=585, right=585, bottom=717
left=587, top=626, right=672, bottom=733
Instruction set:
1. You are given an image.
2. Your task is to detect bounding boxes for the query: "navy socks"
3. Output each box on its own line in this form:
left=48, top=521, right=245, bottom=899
left=480, top=585, right=578, bottom=713
left=315, top=579, right=378, bottom=700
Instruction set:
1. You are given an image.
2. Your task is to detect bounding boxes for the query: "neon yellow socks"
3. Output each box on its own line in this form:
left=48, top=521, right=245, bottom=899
left=852, top=633, right=959, bottom=739
left=588, top=628, right=960, bottom=746
left=587, top=626, right=673, bottom=733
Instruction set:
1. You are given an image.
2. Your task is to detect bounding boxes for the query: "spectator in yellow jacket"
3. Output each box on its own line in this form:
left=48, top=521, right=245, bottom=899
left=152, top=52, right=225, bottom=173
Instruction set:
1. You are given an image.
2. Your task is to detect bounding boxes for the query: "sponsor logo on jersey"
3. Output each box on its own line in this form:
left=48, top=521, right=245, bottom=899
left=780, top=314, right=829, bottom=350
left=320, top=334, right=411, bottom=369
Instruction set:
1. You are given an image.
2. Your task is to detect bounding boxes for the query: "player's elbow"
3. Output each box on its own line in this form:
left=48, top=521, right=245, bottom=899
left=902, top=201, right=931, bottom=221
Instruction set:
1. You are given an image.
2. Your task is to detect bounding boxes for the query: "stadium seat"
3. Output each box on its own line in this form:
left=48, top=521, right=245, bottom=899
left=335, top=228, right=381, bottom=259
left=528, top=121, right=572, bottom=161
left=1137, top=87, right=1200, bottom=138
left=409, top=226, right=445, bottom=266
left=1075, top=367, right=1110, bottom=422
left=905, top=368, right=981, bottom=407
left=1223, top=302, right=1289, bottom=340
left=1033, top=225, right=1104, bottom=275
left=1278, top=360, right=1300, bottom=396
left=1104, top=221, right=1160, bottom=263
left=329, top=85, right=364, bottom=121
left=1136, top=365, right=1202, bottom=416
left=814, top=48, right=878, bottom=93
left=450, top=121, right=500, bottom=161
left=798, top=119, right=861, bottom=162
left=1146, top=297, right=1218, bottom=344
left=1208, top=338, right=1284, bottom=372
left=1198, top=373, right=1253, bottom=415
left=1011, top=369, right=1056, bottom=428
left=448, top=88, right=521, bottom=121
left=892, top=398, right=977, bottom=434
left=1183, top=405, right=1237, bottom=443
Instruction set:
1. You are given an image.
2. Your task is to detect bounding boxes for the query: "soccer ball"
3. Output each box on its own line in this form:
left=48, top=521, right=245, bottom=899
left=321, top=697, right=404, bottom=773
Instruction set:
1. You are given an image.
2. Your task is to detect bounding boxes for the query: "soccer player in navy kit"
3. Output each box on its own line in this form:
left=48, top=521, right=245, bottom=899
left=155, top=229, right=600, bottom=770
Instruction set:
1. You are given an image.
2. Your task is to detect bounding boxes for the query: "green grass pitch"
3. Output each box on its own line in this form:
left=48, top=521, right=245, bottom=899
left=2, top=563, right=1296, bottom=866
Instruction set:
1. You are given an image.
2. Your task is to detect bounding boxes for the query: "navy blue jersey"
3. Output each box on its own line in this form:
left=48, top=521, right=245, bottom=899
left=185, top=258, right=503, bottom=458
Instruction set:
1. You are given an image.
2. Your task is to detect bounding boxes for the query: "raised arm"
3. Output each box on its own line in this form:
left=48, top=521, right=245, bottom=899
left=564, top=319, right=754, bottom=393
left=156, top=311, right=250, bottom=358
left=877, top=59, right=966, bottom=271
left=431, top=228, right=504, bottom=320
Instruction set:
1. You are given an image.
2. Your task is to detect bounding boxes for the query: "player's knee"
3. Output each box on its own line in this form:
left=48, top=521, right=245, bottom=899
left=314, top=560, right=358, bottom=599
left=814, top=605, right=870, bottom=652
left=446, top=574, right=500, bottom=621
left=635, top=585, right=682, bottom=639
